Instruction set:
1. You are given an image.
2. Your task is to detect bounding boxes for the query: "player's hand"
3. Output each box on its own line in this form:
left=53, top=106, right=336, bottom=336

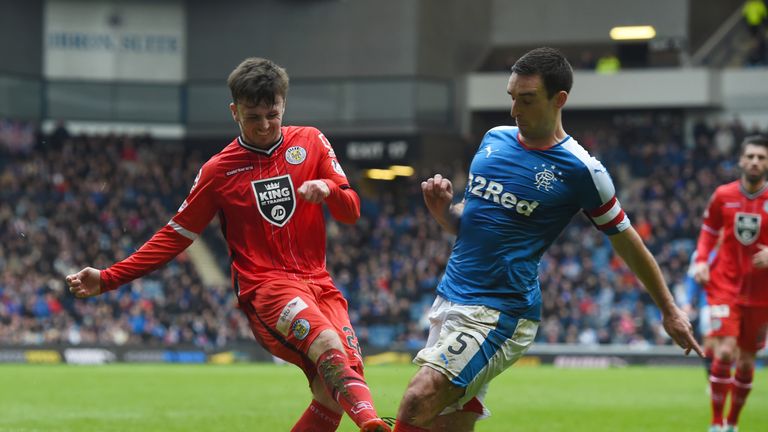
left=692, top=262, right=710, bottom=284
left=421, top=174, right=454, bottom=215
left=298, top=180, right=330, bottom=204
left=65, top=267, right=102, bottom=298
left=752, top=244, right=768, bottom=268
left=661, top=305, right=704, bottom=357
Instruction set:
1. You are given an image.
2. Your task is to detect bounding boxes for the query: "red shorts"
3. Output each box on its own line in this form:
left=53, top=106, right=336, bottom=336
left=705, top=300, right=741, bottom=339
left=238, top=278, right=363, bottom=382
left=737, top=305, right=768, bottom=353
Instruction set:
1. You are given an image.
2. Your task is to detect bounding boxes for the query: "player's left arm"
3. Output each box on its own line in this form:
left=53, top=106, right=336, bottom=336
left=609, top=227, right=703, bottom=357
left=297, top=130, right=360, bottom=224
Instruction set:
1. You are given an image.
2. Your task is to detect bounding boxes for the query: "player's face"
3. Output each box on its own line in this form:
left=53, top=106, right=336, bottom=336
left=506, top=73, right=565, bottom=141
left=739, top=143, right=768, bottom=184
left=230, top=96, right=285, bottom=149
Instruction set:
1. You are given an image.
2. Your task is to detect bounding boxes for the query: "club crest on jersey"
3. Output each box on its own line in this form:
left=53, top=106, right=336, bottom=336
left=735, top=212, right=761, bottom=246
left=285, top=146, right=307, bottom=165
left=533, top=163, right=563, bottom=192
left=291, top=318, right=311, bottom=340
left=251, top=174, right=296, bottom=227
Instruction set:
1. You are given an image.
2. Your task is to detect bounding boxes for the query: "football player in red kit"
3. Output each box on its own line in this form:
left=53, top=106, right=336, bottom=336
left=694, top=135, right=768, bottom=432
left=65, top=58, right=391, bottom=432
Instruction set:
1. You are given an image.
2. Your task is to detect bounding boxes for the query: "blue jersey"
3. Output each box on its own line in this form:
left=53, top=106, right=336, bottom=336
left=682, top=250, right=717, bottom=309
left=437, top=126, right=631, bottom=320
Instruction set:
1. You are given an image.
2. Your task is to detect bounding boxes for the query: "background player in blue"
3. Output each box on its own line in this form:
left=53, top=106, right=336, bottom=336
left=391, top=47, right=703, bottom=432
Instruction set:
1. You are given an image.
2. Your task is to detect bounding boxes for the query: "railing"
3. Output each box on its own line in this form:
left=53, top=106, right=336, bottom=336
left=690, top=5, right=748, bottom=67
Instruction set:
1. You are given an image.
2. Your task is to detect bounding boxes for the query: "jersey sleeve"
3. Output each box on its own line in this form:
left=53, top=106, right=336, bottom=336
left=171, top=161, right=220, bottom=238
left=313, top=130, right=361, bottom=224
left=576, top=158, right=630, bottom=235
left=100, top=161, right=220, bottom=291
left=695, top=189, right=723, bottom=264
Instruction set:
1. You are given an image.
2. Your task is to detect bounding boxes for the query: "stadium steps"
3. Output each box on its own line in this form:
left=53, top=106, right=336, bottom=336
left=186, top=238, right=228, bottom=287
left=691, top=5, right=753, bottom=67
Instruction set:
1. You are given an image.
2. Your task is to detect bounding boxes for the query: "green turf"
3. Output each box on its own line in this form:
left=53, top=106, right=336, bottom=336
left=0, top=364, right=765, bottom=431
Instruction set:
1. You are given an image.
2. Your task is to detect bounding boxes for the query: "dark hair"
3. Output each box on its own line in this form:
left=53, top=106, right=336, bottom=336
left=227, top=57, right=289, bottom=106
left=742, top=134, right=768, bottom=153
left=511, top=47, right=573, bottom=99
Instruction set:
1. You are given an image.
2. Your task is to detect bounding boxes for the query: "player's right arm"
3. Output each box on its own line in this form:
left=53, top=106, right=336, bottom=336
left=421, top=174, right=463, bottom=235
left=66, top=162, right=220, bottom=298
left=694, top=189, right=723, bottom=284
left=609, top=227, right=703, bottom=357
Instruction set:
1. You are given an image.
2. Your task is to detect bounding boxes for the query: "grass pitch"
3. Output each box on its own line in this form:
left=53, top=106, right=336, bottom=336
left=0, top=363, right=766, bottom=431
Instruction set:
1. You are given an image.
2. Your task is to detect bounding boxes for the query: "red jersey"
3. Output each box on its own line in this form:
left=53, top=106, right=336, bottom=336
left=696, top=180, right=768, bottom=306
left=100, top=126, right=360, bottom=298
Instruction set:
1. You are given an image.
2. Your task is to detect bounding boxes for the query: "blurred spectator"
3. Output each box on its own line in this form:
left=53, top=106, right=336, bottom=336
left=743, top=0, right=767, bottom=38
left=596, top=52, right=621, bottom=74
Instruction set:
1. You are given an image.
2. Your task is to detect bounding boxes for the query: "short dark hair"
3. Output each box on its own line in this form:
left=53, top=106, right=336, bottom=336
left=227, top=57, right=289, bottom=106
left=742, top=134, right=768, bottom=154
left=511, top=47, right=573, bottom=99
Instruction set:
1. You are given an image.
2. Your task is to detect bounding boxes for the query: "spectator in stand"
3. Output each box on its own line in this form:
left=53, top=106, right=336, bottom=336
left=743, top=0, right=767, bottom=38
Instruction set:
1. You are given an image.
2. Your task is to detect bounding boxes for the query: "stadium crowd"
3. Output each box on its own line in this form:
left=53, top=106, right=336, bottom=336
left=0, top=115, right=764, bottom=350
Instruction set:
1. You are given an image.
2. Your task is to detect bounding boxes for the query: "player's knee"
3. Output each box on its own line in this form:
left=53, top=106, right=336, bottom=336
left=735, top=352, right=756, bottom=370
left=398, top=368, right=454, bottom=424
left=716, top=347, right=736, bottom=363
left=308, top=329, right=344, bottom=362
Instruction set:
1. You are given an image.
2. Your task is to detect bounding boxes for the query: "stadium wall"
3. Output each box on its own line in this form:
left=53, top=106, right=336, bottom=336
left=467, top=68, right=768, bottom=113
left=4, top=344, right=765, bottom=367
left=186, top=0, right=420, bottom=80
left=490, top=0, right=689, bottom=45
left=0, top=0, right=43, bottom=76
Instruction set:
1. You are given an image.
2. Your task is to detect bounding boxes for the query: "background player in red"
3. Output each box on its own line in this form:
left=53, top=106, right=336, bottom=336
left=65, top=58, right=391, bottom=432
left=694, top=135, right=768, bottom=432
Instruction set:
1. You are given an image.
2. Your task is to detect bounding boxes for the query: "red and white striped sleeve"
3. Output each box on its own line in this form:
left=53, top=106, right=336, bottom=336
left=585, top=195, right=630, bottom=235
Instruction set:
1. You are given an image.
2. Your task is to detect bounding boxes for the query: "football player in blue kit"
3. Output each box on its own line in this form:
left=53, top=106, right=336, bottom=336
left=391, top=47, right=703, bottom=432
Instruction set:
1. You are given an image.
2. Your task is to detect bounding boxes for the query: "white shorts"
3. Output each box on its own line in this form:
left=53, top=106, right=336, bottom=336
left=414, top=296, right=539, bottom=418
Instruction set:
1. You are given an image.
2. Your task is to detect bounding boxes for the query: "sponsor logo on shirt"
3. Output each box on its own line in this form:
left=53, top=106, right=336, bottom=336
left=735, top=212, right=761, bottom=246
left=276, top=296, right=309, bottom=336
left=764, top=201, right=768, bottom=213
left=251, top=174, right=296, bottom=227
left=226, top=165, right=254, bottom=176
left=331, top=159, right=346, bottom=176
left=484, top=145, right=498, bottom=158
left=285, top=146, right=307, bottom=165
left=468, top=173, right=540, bottom=216
left=291, top=318, right=311, bottom=340
left=725, top=202, right=742, bottom=208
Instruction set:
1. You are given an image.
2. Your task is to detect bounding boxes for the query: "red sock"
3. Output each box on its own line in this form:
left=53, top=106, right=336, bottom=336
left=392, top=420, right=429, bottom=432
left=726, top=366, right=754, bottom=426
left=703, top=346, right=714, bottom=376
left=709, top=359, right=733, bottom=425
left=316, top=349, right=378, bottom=427
left=291, top=400, right=342, bottom=432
